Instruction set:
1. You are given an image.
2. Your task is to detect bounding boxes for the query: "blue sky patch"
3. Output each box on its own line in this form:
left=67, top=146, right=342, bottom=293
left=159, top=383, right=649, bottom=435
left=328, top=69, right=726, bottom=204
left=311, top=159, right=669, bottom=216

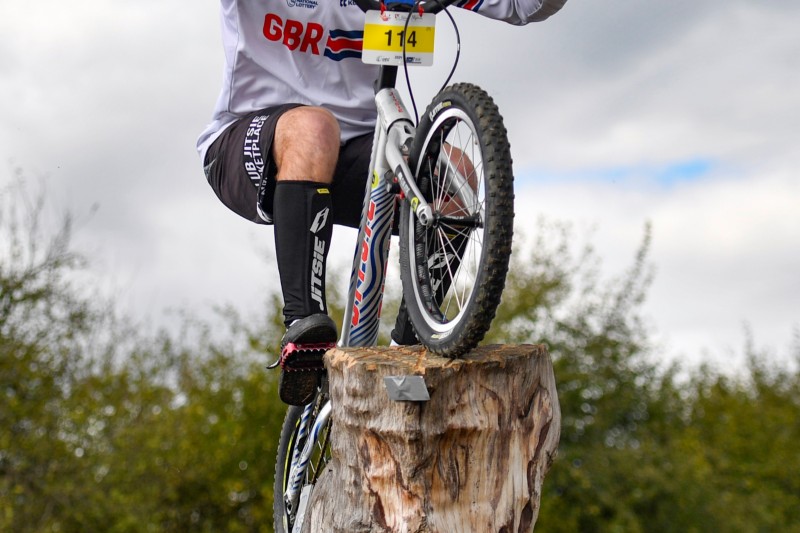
left=655, top=159, right=713, bottom=185
left=520, top=158, right=716, bottom=188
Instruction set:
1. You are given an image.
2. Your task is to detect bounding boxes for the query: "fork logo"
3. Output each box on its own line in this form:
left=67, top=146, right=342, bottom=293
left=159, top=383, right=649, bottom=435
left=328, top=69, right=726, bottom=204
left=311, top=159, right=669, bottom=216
left=310, top=207, right=329, bottom=234
left=428, top=251, right=453, bottom=270
left=428, top=251, right=453, bottom=293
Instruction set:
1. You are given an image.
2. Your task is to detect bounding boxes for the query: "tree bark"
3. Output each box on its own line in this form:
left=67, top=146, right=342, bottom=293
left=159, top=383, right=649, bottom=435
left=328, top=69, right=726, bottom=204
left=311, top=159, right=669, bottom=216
left=302, top=344, right=560, bottom=533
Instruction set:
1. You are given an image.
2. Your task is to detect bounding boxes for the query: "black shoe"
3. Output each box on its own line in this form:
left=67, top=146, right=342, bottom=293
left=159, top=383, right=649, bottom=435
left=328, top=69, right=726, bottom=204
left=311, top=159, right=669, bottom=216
left=278, top=314, right=337, bottom=406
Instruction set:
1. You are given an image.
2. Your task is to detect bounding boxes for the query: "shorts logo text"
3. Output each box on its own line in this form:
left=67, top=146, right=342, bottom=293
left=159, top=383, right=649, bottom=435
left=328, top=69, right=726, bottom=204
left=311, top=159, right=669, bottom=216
left=243, top=115, right=268, bottom=183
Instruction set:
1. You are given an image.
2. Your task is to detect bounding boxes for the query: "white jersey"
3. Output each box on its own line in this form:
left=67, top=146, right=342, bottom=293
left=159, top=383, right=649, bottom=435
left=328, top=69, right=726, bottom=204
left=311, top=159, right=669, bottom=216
left=197, top=0, right=565, bottom=161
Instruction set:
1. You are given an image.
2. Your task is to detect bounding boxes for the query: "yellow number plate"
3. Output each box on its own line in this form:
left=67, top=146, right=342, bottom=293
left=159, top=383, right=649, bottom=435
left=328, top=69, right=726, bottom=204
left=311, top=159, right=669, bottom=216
left=362, top=10, right=435, bottom=66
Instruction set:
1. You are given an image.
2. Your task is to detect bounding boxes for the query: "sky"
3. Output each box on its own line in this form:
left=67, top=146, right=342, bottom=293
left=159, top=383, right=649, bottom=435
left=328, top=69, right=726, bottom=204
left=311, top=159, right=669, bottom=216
left=2, top=0, right=798, bottom=372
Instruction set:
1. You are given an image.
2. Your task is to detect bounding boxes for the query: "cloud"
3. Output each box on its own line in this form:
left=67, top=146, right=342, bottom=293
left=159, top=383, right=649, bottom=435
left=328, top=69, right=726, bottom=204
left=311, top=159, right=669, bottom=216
left=514, top=166, right=800, bottom=368
left=1, top=0, right=798, bottom=371
left=437, top=0, right=800, bottom=173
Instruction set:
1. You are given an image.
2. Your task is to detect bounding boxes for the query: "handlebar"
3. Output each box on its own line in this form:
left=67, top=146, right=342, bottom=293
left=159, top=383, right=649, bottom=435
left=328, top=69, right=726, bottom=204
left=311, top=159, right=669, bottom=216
left=354, top=0, right=460, bottom=15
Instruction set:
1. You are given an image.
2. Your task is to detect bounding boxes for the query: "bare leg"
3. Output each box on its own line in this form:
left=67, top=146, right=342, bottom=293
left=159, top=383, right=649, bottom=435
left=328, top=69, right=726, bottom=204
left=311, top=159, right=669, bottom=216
left=274, top=106, right=340, bottom=183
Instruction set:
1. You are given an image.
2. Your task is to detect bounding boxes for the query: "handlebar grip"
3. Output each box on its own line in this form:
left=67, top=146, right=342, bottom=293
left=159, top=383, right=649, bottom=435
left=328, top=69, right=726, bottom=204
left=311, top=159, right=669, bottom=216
left=354, top=0, right=459, bottom=15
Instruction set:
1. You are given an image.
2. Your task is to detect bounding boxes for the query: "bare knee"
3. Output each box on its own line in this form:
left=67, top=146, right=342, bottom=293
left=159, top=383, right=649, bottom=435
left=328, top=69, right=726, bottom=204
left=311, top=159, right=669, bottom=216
left=274, top=107, right=341, bottom=183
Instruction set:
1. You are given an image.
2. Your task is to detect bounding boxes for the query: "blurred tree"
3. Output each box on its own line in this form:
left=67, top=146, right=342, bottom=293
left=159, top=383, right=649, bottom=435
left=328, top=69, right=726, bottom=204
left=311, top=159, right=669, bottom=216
left=0, top=179, right=288, bottom=532
left=3, top=178, right=799, bottom=532
left=495, top=220, right=800, bottom=533
left=1, top=177, right=104, bottom=530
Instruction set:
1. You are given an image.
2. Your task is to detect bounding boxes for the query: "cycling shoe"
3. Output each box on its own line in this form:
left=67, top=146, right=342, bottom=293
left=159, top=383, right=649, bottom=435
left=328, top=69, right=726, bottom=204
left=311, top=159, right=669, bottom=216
left=278, top=314, right=337, bottom=406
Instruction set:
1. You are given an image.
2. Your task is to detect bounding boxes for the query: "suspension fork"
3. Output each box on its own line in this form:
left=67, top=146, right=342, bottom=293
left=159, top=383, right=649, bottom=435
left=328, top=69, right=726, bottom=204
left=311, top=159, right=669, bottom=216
left=376, top=89, right=434, bottom=226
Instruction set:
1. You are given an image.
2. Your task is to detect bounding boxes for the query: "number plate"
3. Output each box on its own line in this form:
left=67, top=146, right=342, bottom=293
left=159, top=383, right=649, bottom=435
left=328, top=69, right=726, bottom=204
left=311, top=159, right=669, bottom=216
left=362, top=10, right=435, bottom=66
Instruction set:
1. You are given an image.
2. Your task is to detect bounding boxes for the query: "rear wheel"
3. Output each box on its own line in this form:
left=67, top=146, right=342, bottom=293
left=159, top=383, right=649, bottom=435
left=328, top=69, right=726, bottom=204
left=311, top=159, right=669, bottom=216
left=273, top=388, right=332, bottom=533
left=400, top=83, right=514, bottom=357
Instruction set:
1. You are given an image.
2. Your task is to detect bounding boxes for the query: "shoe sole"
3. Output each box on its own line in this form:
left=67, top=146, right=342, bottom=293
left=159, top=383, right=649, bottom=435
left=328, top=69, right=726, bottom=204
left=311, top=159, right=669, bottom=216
left=279, top=315, right=337, bottom=406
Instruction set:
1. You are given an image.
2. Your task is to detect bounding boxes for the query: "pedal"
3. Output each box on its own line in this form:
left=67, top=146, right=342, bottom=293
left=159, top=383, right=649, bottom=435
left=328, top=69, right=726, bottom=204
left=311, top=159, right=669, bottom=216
left=279, top=341, right=335, bottom=372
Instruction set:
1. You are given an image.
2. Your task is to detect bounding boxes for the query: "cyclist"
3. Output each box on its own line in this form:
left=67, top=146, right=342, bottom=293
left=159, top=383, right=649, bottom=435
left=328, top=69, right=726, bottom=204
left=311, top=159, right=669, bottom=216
left=198, top=0, right=567, bottom=406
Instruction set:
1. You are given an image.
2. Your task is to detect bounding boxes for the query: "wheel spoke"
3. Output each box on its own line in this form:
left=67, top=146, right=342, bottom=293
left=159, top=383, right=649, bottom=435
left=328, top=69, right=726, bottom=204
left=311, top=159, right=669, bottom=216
left=419, top=117, right=486, bottom=323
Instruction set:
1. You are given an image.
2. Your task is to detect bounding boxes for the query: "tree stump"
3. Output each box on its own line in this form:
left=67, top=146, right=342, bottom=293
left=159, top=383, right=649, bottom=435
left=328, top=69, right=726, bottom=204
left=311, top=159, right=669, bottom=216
left=302, top=344, right=560, bottom=533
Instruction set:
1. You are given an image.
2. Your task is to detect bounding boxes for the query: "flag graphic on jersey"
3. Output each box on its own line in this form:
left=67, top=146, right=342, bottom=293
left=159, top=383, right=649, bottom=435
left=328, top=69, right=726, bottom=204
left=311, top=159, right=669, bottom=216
left=324, top=29, right=363, bottom=61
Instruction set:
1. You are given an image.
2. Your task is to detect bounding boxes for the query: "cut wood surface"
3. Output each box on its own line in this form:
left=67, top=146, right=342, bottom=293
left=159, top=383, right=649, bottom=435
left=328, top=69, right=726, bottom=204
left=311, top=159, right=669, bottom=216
left=302, top=344, right=560, bottom=533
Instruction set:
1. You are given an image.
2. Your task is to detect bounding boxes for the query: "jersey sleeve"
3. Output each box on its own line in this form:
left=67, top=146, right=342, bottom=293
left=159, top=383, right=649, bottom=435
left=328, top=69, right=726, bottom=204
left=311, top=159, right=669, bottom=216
left=456, top=0, right=567, bottom=25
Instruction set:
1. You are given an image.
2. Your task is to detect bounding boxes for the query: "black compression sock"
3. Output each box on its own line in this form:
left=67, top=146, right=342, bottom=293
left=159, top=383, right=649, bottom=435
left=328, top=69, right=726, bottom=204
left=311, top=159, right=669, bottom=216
left=273, top=181, right=333, bottom=326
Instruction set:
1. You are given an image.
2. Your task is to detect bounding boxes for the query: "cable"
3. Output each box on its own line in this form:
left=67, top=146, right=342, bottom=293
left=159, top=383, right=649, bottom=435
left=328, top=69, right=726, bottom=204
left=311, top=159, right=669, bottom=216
left=436, top=2, right=461, bottom=95
left=402, top=7, right=419, bottom=124
left=402, top=0, right=462, bottom=125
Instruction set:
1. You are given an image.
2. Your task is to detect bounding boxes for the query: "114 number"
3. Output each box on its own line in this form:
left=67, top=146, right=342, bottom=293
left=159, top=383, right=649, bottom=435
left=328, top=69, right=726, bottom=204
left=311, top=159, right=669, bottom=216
left=384, top=29, right=417, bottom=48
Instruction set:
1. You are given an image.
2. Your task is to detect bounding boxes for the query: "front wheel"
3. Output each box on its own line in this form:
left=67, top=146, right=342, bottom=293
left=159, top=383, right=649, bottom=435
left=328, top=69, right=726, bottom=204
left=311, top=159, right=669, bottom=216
left=400, top=83, right=514, bottom=357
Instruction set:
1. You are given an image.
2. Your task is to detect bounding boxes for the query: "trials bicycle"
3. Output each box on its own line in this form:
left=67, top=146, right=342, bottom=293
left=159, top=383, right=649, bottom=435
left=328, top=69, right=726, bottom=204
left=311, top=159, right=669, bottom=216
left=273, top=1, right=514, bottom=531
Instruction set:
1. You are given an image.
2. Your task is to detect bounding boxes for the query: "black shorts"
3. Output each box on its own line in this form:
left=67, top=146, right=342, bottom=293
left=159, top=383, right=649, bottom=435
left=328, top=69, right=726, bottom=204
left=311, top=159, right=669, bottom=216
left=203, top=104, right=373, bottom=228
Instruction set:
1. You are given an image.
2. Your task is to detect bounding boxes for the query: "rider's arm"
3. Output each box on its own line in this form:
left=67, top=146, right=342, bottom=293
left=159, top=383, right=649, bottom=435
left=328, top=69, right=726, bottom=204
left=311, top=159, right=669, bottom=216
left=459, top=0, right=567, bottom=25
